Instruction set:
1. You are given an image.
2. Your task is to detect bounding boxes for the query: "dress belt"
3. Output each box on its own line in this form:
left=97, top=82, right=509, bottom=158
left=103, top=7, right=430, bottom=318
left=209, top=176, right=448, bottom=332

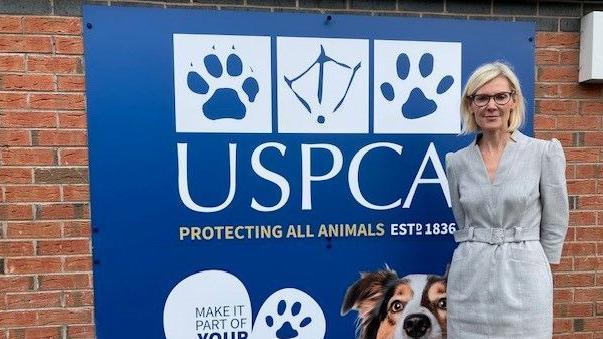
left=453, top=226, right=540, bottom=244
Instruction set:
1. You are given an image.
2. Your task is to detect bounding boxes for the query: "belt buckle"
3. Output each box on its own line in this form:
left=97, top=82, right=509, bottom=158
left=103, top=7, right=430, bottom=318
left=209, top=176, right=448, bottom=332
left=490, top=228, right=505, bottom=244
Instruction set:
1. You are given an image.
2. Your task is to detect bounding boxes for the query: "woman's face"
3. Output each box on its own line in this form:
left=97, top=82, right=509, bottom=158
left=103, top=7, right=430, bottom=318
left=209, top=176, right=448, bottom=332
left=471, top=76, right=517, bottom=133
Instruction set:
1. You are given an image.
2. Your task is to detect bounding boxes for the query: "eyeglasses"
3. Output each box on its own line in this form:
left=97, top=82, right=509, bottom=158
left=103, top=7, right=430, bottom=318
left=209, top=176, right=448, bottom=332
left=469, top=91, right=515, bottom=107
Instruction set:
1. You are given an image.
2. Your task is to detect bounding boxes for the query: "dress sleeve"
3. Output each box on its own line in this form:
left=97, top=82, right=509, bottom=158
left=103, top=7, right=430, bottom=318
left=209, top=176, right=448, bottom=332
left=446, top=153, right=465, bottom=229
left=539, top=139, right=569, bottom=264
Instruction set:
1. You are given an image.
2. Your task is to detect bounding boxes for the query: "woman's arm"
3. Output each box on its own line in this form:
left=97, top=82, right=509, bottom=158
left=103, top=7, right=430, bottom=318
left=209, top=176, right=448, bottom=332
left=446, top=153, right=465, bottom=230
left=539, top=139, right=569, bottom=264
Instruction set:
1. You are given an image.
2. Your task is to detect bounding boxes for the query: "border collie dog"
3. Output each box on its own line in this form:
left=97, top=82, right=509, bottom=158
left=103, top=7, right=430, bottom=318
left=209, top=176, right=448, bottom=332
left=341, top=268, right=447, bottom=339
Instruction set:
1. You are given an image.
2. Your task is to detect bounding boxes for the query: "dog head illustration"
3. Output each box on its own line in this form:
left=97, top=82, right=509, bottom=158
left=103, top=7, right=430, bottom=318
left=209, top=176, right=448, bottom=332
left=341, top=268, right=447, bottom=339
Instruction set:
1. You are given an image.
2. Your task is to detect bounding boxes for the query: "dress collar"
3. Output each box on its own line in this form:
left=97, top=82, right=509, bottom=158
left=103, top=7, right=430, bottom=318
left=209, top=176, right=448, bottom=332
left=473, top=129, right=526, bottom=146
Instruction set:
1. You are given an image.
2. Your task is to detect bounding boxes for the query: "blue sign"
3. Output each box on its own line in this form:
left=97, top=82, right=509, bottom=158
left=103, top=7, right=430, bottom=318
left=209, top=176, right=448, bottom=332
left=83, top=5, right=534, bottom=339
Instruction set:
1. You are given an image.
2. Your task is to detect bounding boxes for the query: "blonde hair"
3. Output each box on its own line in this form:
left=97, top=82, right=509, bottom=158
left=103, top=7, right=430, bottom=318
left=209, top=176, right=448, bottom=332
left=460, top=61, right=525, bottom=134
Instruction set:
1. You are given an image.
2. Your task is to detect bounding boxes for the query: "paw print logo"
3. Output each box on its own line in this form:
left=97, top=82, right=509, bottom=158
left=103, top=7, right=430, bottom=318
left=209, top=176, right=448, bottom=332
left=265, top=300, right=312, bottom=339
left=173, top=34, right=271, bottom=133
left=250, top=288, right=326, bottom=339
left=187, top=49, right=259, bottom=120
left=373, top=40, right=461, bottom=134
left=380, top=53, right=454, bottom=119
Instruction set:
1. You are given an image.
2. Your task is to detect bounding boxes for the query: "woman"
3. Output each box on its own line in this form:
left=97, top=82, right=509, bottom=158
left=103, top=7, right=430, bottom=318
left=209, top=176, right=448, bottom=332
left=445, top=62, right=568, bottom=338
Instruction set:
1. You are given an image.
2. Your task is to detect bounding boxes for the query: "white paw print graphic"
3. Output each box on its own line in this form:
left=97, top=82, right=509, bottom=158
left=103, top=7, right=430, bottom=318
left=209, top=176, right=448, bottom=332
left=250, top=288, right=326, bottom=339
left=374, top=40, right=461, bottom=134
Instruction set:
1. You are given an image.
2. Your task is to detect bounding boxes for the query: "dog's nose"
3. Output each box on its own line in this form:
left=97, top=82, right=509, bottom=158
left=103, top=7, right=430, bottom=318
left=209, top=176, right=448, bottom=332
left=403, top=314, right=431, bottom=338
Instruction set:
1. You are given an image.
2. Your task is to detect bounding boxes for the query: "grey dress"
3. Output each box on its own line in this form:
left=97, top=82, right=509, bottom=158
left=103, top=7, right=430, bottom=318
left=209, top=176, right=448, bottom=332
left=445, top=130, right=568, bottom=339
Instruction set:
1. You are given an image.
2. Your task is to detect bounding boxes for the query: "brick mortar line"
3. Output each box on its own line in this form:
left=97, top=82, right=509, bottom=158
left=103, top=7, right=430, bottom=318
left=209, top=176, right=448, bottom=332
left=3, top=202, right=91, bottom=205
left=573, top=286, right=603, bottom=290
left=0, top=318, right=94, bottom=323
left=0, top=90, right=85, bottom=95
left=0, top=32, right=82, bottom=37
left=0, top=238, right=91, bottom=241
left=2, top=183, right=77, bottom=186
left=0, top=319, right=90, bottom=323
left=1, top=106, right=86, bottom=112
left=0, top=215, right=90, bottom=219
left=0, top=166, right=78, bottom=168
left=0, top=54, right=81, bottom=59
left=1, top=185, right=90, bottom=187
left=1, top=123, right=86, bottom=127
left=25, top=55, right=85, bottom=62
left=0, top=33, right=81, bottom=38
left=535, top=52, right=579, bottom=55
left=0, top=326, right=93, bottom=333
left=0, top=132, right=88, bottom=137
left=0, top=167, right=86, bottom=171
left=535, top=82, right=599, bottom=85
left=537, top=83, right=592, bottom=86
left=552, top=274, right=599, bottom=279
left=0, top=253, right=91, bottom=257
left=536, top=98, right=601, bottom=101
left=2, top=327, right=95, bottom=334
left=559, top=301, right=597, bottom=306
left=0, top=161, right=89, bottom=164
left=0, top=14, right=82, bottom=19
left=3, top=145, right=88, bottom=150
left=30, top=202, right=89, bottom=205
left=0, top=235, right=92, bottom=239
left=3, top=291, right=93, bottom=296
left=3, top=240, right=106, bottom=244
left=536, top=66, right=583, bottom=68
left=0, top=109, right=94, bottom=113
left=4, top=202, right=90, bottom=205
left=568, top=195, right=603, bottom=199
left=0, top=129, right=88, bottom=133
left=0, top=272, right=91, bottom=276
left=0, top=174, right=88, bottom=177
left=20, top=53, right=84, bottom=58
left=0, top=72, right=83, bottom=77
left=0, top=146, right=88, bottom=149
left=0, top=327, right=94, bottom=333
left=536, top=32, right=580, bottom=35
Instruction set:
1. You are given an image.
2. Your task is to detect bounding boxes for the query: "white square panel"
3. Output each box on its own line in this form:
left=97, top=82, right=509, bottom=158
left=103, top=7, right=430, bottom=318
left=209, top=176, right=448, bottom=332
left=277, top=37, right=369, bottom=133
left=174, top=34, right=272, bottom=133
left=374, top=40, right=462, bottom=134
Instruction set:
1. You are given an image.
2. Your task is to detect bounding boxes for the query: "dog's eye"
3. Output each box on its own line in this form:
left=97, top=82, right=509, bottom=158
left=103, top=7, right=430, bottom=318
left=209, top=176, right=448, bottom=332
left=437, top=298, right=447, bottom=310
left=390, top=300, right=404, bottom=313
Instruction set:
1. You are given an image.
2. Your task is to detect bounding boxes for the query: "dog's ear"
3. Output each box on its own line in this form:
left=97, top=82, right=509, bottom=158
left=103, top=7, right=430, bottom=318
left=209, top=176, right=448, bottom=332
left=341, top=268, right=398, bottom=318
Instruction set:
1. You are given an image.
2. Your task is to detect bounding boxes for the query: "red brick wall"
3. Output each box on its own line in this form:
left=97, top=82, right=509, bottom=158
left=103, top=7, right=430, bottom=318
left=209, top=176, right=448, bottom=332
left=1, top=3, right=602, bottom=338
left=534, top=31, right=603, bottom=338
left=0, top=16, right=93, bottom=339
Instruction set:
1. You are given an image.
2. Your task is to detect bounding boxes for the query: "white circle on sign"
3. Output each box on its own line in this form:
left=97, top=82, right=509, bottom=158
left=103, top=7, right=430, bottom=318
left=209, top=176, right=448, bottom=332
left=163, top=270, right=252, bottom=339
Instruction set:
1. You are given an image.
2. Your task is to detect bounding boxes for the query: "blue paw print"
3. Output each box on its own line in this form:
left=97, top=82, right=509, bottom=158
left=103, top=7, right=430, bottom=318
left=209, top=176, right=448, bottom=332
left=381, top=53, right=454, bottom=119
left=265, top=300, right=312, bottom=339
left=187, top=50, right=259, bottom=120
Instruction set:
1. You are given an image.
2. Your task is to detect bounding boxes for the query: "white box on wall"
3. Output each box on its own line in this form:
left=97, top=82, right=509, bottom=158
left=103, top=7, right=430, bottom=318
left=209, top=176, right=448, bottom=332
left=580, top=11, right=603, bottom=83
